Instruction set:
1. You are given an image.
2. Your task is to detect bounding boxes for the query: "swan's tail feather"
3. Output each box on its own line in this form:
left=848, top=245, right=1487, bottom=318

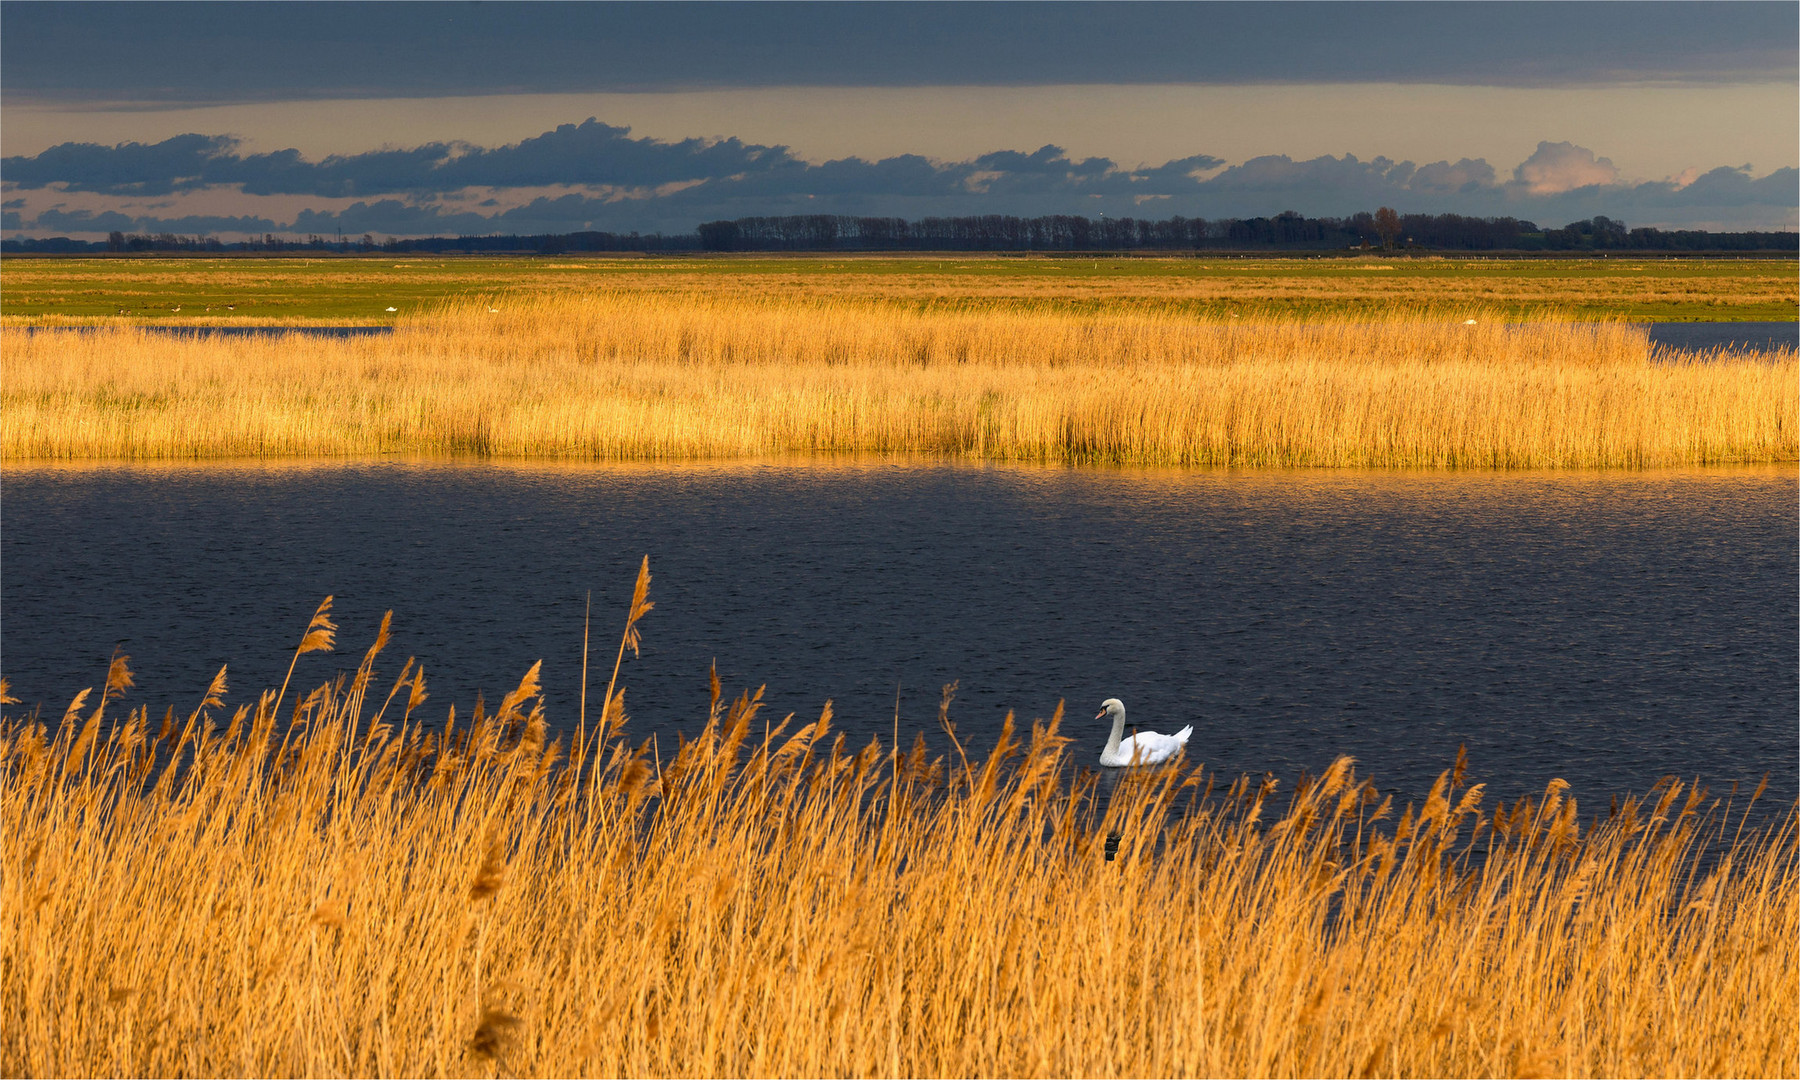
left=1175, top=725, right=1193, bottom=745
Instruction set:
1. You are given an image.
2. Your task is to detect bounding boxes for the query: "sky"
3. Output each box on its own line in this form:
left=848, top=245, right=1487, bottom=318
left=3, top=1, right=1796, bottom=239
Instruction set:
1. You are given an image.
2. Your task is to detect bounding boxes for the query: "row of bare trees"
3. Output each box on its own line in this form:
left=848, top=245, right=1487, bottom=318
left=7, top=214, right=1791, bottom=256
left=697, top=211, right=1794, bottom=253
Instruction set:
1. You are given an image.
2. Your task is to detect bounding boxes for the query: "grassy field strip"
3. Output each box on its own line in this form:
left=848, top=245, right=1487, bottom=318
left=3, top=255, right=1796, bottom=322
left=5, top=296, right=1794, bottom=466
left=2, top=590, right=1794, bottom=1077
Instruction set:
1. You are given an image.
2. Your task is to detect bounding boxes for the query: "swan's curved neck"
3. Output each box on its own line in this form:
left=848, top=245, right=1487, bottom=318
left=1104, top=705, right=1126, bottom=756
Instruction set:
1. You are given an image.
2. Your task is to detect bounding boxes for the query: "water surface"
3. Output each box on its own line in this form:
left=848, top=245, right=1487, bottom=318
left=16, top=321, right=1798, bottom=352
left=18, top=325, right=392, bottom=339
left=3, top=461, right=1793, bottom=808
left=1647, top=322, right=1796, bottom=353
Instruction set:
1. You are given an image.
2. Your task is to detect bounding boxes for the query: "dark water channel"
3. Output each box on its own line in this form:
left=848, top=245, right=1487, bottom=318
left=2, top=461, right=1794, bottom=810
left=1645, top=321, right=1797, bottom=353
left=17, top=321, right=1799, bottom=352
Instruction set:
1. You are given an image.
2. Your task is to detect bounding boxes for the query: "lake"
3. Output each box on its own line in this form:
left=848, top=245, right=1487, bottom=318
left=3, top=460, right=1794, bottom=809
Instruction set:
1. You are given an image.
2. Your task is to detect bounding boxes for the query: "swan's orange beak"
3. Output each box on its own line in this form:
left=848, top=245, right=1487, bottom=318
left=1094, top=707, right=1107, bottom=721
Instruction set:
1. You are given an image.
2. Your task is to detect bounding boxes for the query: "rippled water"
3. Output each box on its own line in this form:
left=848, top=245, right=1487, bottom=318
left=3, top=461, right=1793, bottom=808
left=1646, top=322, right=1796, bottom=353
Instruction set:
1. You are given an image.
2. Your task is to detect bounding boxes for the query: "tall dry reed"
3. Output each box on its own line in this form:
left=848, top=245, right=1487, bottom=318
left=4, top=295, right=1793, bottom=466
left=1, top=580, right=1794, bottom=1077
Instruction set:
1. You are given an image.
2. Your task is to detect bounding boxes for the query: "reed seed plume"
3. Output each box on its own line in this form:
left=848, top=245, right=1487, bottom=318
left=625, top=556, right=654, bottom=657
left=599, top=556, right=654, bottom=746
left=101, top=650, right=133, bottom=706
left=468, top=1005, right=522, bottom=1063
left=361, top=610, right=392, bottom=668
left=0, top=586, right=1793, bottom=1076
left=274, top=594, right=336, bottom=719
left=58, top=687, right=92, bottom=727
left=299, top=595, right=339, bottom=654
left=404, top=664, right=428, bottom=721
left=469, top=840, right=508, bottom=903
left=196, top=665, right=228, bottom=713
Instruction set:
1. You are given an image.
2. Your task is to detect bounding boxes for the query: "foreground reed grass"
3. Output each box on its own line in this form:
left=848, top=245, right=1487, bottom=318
left=5, top=295, right=1794, bottom=466
left=2, top=587, right=1795, bottom=1077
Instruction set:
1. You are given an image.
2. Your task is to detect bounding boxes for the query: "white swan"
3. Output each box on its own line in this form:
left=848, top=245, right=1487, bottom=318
left=1096, top=698, right=1191, bottom=767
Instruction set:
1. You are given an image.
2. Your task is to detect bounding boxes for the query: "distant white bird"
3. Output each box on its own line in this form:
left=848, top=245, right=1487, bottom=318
left=1095, top=698, right=1191, bottom=767
left=488, top=307, right=499, bottom=313
left=386, top=306, right=399, bottom=313
left=1464, top=319, right=1478, bottom=325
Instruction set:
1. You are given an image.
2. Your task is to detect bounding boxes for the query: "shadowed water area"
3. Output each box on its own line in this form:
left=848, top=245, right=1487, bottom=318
left=2, top=462, right=1794, bottom=809
left=14, top=322, right=1800, bottom=352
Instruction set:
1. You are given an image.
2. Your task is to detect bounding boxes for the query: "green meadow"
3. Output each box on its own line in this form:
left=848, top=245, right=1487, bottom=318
left=3, top=254, right=1795, bottom=324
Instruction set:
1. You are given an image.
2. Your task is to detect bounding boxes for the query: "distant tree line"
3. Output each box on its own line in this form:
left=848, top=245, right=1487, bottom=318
left=695, top=212, right=1798, bottom=253
left=0, top=229, right=698, bottom=255
left=3, top=212, right=1793, bottom=255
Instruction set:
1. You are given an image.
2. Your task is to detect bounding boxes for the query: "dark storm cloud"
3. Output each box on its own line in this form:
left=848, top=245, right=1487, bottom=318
left=2, top=121, right=800, bottom=197
left=972, top=147, right=1115, bottom=178
left=1159, top=148, right=1798, bottom=222
left=1131, top=155, right=1237, bottom=191
left=24, top=207, right=152, bottom=233
left=1678, top=165, right=1797, bottom=205
left=3, top=1, right=1792, bottom=103
left=47, top=210, right=289, bottom=235
left=2, top=126, right=1230, bottom=204
left=7, top=127, right=1794, bottom=236
left=5, top=134, right=241, bottom=195
left=444, top=122, right=796, bottom=191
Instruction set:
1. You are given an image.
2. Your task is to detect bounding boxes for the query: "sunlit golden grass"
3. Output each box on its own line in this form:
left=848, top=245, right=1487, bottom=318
left=2, top=580, right=1795, bottom=1078
left=4, top=294, right=1794, bottom=466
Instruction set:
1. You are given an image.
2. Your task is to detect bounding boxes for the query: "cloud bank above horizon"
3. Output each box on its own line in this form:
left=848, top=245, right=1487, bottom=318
left=5, top=121, right=1794, bottom=239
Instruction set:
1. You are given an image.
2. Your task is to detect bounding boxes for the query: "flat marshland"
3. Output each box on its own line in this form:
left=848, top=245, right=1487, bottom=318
left=5, top=290, right=1796, bottom=466
left=1, top=602, right=1795, bottom=1078
left=3, top=258, right=1795, bottom=1078
left=5, top=254, right=1797, bottom=322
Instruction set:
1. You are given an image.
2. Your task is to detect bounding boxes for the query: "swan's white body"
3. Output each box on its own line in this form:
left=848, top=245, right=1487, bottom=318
left=1096, top=698, right=1191, bottom=767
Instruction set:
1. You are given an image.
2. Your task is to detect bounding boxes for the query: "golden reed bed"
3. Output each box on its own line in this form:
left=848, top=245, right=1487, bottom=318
left=2, top=580, right=1795, bottom=1078
left=4, top=295, right=1794, bottom=466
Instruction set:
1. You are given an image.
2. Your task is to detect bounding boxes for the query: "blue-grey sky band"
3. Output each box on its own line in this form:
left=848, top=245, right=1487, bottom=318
left=3, top=1, right=1795, bottom=102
